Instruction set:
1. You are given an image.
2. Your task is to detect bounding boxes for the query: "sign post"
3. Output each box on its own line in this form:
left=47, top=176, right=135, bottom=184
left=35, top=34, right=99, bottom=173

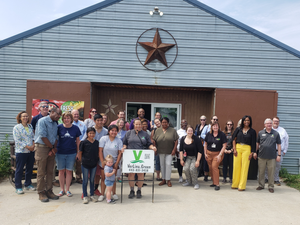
left=121, top=149, right=155, bottom=203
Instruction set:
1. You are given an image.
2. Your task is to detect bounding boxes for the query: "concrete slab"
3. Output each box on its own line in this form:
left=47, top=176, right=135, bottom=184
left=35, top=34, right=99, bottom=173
left=0, top=173, right=299, bottom=225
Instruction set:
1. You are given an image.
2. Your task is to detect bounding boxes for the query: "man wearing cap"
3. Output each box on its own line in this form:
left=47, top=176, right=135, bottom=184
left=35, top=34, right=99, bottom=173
left=34, top=107, right=62, bottom=202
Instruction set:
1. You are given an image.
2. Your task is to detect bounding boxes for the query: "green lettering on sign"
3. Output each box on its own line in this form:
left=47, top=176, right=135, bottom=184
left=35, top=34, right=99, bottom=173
left=130, top=150, right=144, bottom=163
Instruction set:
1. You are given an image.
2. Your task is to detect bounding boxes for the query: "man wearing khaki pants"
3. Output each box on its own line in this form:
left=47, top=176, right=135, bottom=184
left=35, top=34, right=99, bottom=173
left=35, top=107, right=62, bottom=202
left=254, top=118, right=281, bottom=193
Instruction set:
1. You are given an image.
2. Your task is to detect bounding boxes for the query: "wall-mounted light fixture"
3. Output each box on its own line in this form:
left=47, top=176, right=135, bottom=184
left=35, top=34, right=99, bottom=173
left=149, top=7, right=163, bottom=16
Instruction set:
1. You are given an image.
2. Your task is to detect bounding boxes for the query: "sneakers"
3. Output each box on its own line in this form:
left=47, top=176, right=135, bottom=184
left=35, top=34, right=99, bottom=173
left=178, top=176, right=183, bottom=183
left=39, top=191, right=49, bottom=202
left=58, top=191, right=65, bottom=197
left=81, top=193, right=84, bottom=199
left=83, top=197, right=89, bottom=204
left=16, top=188, right=24, bottom=194
left=90, top=195, right=98, bottom=202
left=194, top=184, right=200, bottom=190
left=107, top=199, right=116, bottom=204
left=112, top=194, right=119, bottom=200
left=46, top=189, right=59, bottom=200
left=275, top=181, right=281, bottom=186
left=66, top=191, right=73, bottom=197
left=182, top=182, right=191, bottom=187
left=94, top=189, right=101, bottom=196
left=24, top=185, right=36, bottom=191
left=136, top=190, right=142, bottom=198
left=98, top=195, right=105, bottom=202
left=128, top=190, right=135, bottom=199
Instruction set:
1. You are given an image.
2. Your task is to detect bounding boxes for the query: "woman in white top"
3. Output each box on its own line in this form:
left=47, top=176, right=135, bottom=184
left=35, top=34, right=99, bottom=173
left=84, top=108, right=97, bottom=128
left=13, top=111, right=36, bottom=194
left=98, top=125, right=123, bottom=201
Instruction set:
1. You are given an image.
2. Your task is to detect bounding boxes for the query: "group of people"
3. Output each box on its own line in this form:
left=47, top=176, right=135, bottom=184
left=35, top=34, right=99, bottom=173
left=12, top=103, right=289, bottom=205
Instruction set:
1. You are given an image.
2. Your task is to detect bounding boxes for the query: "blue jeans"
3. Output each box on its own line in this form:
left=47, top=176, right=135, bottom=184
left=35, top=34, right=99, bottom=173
left=15, top=152, right=35, bottom=189
left=81, top=165, right=96, bottom=197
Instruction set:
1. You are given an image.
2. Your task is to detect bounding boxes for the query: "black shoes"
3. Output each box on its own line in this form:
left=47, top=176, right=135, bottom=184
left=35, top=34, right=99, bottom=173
left=204, top=175, right=208, bottom=182
left=210, top=184, right=216, bottom=187
left=128, top=190, right=142, bottom=198
left=136, top=190, right=142, bottom=198
left=128, top=190, right=135, bottom=199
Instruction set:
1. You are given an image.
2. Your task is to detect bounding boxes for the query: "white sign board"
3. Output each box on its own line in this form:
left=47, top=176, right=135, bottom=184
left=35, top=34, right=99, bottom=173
left=122, top=149, right=154, bottom=173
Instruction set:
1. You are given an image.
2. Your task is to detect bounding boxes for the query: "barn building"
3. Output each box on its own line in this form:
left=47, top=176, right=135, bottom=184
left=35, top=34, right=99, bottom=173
left=0, top=0, right=299, bottom=174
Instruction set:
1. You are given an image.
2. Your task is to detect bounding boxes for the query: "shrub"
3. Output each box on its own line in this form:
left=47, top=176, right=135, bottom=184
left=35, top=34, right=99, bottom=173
left=0, top=134, right=11, bottom=178
left=279, top=167, right=289, bottom=178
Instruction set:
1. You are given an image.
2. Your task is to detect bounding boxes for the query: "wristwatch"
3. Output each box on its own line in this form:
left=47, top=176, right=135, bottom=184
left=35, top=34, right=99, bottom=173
left=52, top=145, right=55, bottom=149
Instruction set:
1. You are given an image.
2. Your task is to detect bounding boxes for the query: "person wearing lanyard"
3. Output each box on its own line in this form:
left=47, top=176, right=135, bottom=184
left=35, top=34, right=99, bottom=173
left=231, top=115, right=257, bottom=191
left=204, top=121, right=227, bottom=191
left=123, top=119, right=156, bottom=199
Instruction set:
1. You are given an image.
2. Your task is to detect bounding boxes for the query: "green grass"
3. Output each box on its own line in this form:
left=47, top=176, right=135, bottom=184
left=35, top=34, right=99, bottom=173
left=280, top=168, right=300, bottom=191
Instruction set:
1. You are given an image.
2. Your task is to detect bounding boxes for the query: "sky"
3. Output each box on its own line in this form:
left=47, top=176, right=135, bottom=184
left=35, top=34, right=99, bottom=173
left=0, top=0, right=300, bottom=51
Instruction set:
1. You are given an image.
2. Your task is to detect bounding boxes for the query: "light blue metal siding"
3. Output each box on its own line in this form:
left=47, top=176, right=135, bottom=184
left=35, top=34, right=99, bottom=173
left=0, top=0, right=300, bottom=173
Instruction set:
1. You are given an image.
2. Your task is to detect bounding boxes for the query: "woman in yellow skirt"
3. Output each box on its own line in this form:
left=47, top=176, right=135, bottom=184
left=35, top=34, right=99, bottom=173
left=231, top=115, right=256, bottom=191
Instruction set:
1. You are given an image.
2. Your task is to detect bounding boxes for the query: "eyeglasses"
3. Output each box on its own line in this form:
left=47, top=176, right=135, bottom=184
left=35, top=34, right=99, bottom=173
left=200, top=119, right=206, bottom=121
left=41, top=106, right=49, bottom=108
left=213, top=119, right=218, bottom=121
left=91, top=111, right=97, bottom=113
left=227, top=124, right=233, bottom=126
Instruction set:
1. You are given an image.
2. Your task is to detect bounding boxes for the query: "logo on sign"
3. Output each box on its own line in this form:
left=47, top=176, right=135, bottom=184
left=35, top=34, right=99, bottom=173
left=130, top=150, right=144, bottom=163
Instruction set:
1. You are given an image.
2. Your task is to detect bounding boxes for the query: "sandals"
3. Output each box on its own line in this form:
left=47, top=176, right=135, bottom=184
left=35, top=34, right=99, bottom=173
left=66, top=191, right=73, bottom=197
left=58, top=191, right=65, bottom=197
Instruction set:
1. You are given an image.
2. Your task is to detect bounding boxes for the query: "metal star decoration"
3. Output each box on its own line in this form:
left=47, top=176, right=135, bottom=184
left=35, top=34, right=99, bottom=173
left=101, top=99, right=118, bottom=115
left=138, top=28, right=175, bottom=67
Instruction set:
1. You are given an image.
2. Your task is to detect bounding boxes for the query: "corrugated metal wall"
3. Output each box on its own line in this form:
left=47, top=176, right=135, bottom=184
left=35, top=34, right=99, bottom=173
left=0, top=0, right=299, bottom=173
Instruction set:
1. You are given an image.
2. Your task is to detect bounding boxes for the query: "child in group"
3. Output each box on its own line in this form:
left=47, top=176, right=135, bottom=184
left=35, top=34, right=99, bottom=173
left=78, top=127, right=99, bottom=204
left=104, top=155, right=116, bottom=204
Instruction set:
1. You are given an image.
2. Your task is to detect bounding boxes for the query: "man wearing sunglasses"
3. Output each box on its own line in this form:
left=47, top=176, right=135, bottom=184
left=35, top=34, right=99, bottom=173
left=31, top=101, right=49, bottom=131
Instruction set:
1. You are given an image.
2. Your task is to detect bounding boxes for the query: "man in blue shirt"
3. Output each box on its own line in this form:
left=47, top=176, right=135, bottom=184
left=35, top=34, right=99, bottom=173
left=31, top=101, right=49, bottom=131
left=72, top=109, right=87, bottom=184
left=35, top=107, right=62, bottom=202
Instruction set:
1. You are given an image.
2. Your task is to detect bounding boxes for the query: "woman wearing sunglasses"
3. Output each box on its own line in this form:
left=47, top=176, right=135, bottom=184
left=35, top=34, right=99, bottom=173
left=222, top=120, right=234, bottom=183
left=84, top=108, right=97, bottom=128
